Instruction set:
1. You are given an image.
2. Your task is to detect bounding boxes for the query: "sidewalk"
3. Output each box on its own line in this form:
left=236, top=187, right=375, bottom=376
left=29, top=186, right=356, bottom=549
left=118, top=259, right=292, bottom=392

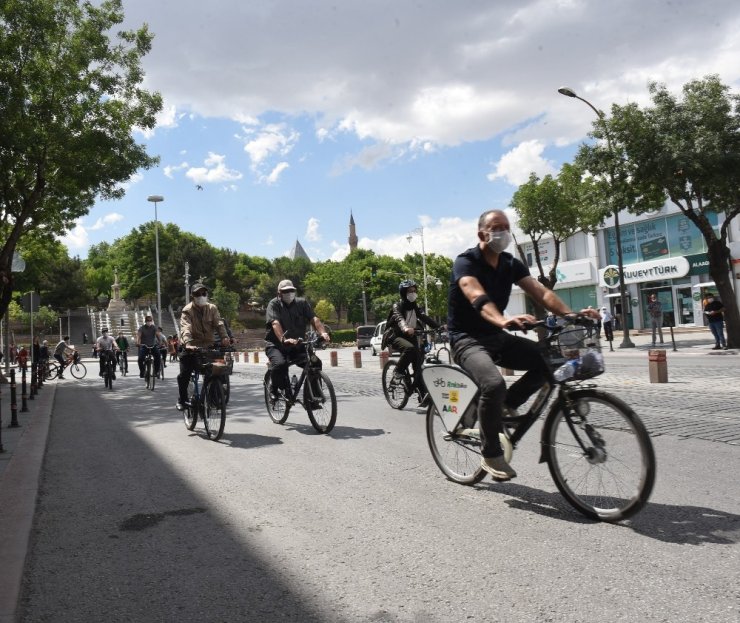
left=0, top=379, right=56, bottom=623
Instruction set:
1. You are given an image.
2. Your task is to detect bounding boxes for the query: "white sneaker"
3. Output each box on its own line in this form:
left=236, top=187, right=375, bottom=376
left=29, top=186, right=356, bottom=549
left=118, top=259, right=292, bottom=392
left=481, top=456, right=517, bottom=481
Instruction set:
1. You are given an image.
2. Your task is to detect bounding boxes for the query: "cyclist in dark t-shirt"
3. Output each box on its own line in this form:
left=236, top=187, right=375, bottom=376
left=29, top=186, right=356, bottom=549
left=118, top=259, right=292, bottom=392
left=448, top=209, right=600, bottom=482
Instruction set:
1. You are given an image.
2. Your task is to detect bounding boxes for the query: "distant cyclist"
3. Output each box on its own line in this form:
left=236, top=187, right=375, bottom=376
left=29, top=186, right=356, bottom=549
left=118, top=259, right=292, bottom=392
left=53, top=336, right=73, bottom=379
left=385, top=279, right=440, bottom=399
left=136, top=314, right=163, bottom=379
left=96, top=327, right=120, bottom=378
left=115, top=330, right=130, bottom=374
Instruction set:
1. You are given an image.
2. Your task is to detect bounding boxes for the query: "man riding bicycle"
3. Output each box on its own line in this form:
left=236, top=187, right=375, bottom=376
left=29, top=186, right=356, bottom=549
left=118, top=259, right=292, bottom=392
left=96, top=327, right=120, bottom=378
left=53, top=336, right=73, bottom=379
left=265, top=279, right=330, bottom=401
left=385, top=279, right=441, bottom=401
left=448, top=209, right=599, bottom=482
left=176, top=283, right=230, bottom=411
left=115, top=330, right=130, bottom=374
left=136, top=315, right=163, bottom=379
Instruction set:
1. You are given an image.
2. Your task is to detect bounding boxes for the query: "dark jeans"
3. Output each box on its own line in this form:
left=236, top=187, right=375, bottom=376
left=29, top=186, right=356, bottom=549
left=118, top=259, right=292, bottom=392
left=138, top=345, right=161, bottom=376
left=54, top=353, right=65, bottom=373
left=265, top=344, right=322, bottom=394
left=177, top=351, right=197, bottom=404
left=709, top=320, right=727, bottom=347
left=650, top=316, right=664, bottom=344
left=99, top=350, right=116, bottom=375
left=390, top=335, right=424, bottom=389
left=452, top=332, right=550, bottom=459
left=603, top=320, right=614, bottom=342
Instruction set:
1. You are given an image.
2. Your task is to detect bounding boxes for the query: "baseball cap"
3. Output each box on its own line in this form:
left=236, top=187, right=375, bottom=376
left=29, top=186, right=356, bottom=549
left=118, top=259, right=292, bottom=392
left=191, top=282, right=208, bottom=295
left=278, top=279, right=296, bottom=292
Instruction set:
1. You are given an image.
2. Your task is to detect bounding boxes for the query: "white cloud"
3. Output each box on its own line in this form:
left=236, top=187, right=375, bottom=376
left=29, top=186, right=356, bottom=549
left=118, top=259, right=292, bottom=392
left=306, top=217, right=321, bottom=242
left=185, top=152, right=243, bottom=184
left=89, top=213, right=124, bottom=231
left=164, top=162, right=189, bottom=178
left=262, top=161, right=289, bottom=185
left=137, top=104, right=181, bottom=138
left=243, top=123, right=299, bottom=166
left=487, top=140, right=557, bottom=186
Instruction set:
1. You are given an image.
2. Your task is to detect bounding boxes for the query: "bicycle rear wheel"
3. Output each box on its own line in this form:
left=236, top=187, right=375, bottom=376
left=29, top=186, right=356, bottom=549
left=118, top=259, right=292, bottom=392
left=146, top=360, right=155, bottom=390
left=381, top=359, right=410, bottom=410
left=426, top=405, right=486, bottom=485
left=69, top=362, right=87, bottom=379
left=304, top=371, right=337, bottom=434
left=184, top=378, right=198, bottom=431
left=544, top=389, right=656, bottom=522
left=263, top=370, right=290, bottom=424
left=44, top=362, right=59, bottom=380
left=204, top=379, right=226, bottom=441
left=222, top=375, right=230, bottom=405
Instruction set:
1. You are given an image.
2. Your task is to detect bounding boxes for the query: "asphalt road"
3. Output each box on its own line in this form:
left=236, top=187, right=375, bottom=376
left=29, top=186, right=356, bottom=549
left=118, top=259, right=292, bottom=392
left=18, top=352, right=740, bottom=622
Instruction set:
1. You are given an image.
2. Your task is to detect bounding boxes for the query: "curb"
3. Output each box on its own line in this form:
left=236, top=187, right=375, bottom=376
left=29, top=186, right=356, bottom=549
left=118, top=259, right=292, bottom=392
left=0, top=383, right=56, bottom=623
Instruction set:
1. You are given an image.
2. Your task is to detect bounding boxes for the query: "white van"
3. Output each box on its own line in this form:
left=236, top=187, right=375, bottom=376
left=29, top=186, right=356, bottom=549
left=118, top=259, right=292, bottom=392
left=370, top=320, right=399, bottom=356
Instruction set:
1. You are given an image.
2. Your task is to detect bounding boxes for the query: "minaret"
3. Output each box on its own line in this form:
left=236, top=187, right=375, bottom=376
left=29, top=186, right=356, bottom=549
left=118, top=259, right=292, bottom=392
left=349, top=211, right=358, bottom=251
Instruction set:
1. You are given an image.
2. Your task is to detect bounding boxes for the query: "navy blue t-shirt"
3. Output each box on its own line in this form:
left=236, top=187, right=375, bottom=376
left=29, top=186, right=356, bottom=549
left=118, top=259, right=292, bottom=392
left=447, top=246, right=530, bottom=341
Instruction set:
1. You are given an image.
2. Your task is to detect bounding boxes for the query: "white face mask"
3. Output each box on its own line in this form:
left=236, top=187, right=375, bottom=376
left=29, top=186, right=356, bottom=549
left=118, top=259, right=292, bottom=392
left=406, top=292, right=418, bottom=303
left=146, top=321, right=153, bottom=326
left=281, top=292, right=296, bottom=304
left=486, top=230, right=512, bottom=254
left=194, top=296, right=208, bottom=306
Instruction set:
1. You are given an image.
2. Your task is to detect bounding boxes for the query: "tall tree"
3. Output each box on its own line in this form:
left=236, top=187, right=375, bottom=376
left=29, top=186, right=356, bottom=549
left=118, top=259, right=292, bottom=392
left=582, top=76, right=740, bottom=346
left=0, top=0, right=161, bottom=320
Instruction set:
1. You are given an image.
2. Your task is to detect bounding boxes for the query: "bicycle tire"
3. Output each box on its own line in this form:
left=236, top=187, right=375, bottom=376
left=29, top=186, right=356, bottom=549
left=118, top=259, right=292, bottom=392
left=118, top=356, right=126, bottom=376
left=146, top=360, right=155, bottom=390
left=159, top=361, right=165, bottom=380
left=426, top=404, right=486, bottom=485
left=304, top=370, right=337, bottom=434
left=222, top=375, right=230, bottom=405
left=184, top=379, right=198, bottom=431
left=543, top=389, right=656, bottom=522
left=69, top=362, right=87, bottom=379
left=45, top=362, right=59, bottom=380
left=263, top=370, right=290, bottom=424
left=203, top=379, right=226, bottom=441
left=381, top=359, right=410, bottom=410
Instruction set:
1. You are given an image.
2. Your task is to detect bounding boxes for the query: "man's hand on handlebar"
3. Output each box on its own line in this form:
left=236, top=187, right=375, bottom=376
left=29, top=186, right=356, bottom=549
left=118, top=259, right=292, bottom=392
left=577, top=307, right=602, bottom=321
left=503, top=314, right=537, bottom=332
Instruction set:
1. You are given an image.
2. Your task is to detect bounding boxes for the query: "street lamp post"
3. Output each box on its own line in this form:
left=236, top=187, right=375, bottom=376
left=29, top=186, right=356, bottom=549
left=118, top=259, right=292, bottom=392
left=407, top=227, right=429, bottom=313
left=558, top=87, right=635, bottom=348
left=147, top=195, right=164, bottom=328
left=184, top=261, right=190, bottom=307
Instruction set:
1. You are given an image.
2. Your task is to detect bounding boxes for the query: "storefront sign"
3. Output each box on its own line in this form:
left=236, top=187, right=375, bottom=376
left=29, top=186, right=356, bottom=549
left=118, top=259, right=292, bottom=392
left=687, top=253, right=710, bottom=276
left=599, top=256, right=690, bottom=287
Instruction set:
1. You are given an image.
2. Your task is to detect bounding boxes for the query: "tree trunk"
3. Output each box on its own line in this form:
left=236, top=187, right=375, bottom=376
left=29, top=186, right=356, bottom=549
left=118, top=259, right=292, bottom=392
left=707, top=239, right=738, bottom=348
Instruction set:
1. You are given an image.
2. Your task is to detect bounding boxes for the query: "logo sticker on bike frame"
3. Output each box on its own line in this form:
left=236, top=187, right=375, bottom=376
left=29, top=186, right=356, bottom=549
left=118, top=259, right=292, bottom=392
left=421, top=364, right=477, bottom=431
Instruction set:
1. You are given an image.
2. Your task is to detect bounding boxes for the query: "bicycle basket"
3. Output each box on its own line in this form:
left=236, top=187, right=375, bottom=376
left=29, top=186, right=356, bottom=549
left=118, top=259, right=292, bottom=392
left=195, top=350, right=232, bottom=375
left=549, top=327, right=604, bottom=381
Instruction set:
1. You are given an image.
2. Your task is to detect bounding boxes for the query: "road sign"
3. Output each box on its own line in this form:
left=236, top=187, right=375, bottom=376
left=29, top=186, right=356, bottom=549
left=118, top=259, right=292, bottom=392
left=22, top=292, right=40, bottom=313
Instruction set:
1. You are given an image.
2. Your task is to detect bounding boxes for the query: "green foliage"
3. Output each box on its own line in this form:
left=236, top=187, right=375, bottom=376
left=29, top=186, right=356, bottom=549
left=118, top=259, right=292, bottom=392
left=7, top=300, right=57, bottom=330
left=329, top=329, right=355, bottom=344
left=0, top=0, right=162, bottom=320
left=211, top=282, right=239, bottom=323
left=583, top=75, right=740, bottom=345
left=314, top=299, right=335, bottom=322
left=510, top=164, right=603, bottom=290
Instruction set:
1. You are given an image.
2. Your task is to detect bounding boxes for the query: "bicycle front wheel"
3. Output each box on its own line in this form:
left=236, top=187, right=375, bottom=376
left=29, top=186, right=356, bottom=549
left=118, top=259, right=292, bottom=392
left=184, top=378, right=198, bottom=431
left=70, top=362, right=87, bottom=379
left=222, top=376, right=230, bottom=405
left=204, top=379, right=226, bottom=441
left=263, top=371, right=290, bottom=424
left=304, top=371, right=337, bottom=434
left=381, top=359, right=410, bottom=410
left=426, top=405, right=486, bottom=485
left=544, top=389, right=656, bottom=522
left=146, top=360, right=155, bottom=390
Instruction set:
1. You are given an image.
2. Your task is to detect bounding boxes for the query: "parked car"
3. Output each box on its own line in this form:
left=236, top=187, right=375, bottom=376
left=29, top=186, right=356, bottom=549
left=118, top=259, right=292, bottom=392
left=369, top=320, right=399, bottom=356
left=356, top=325, right=375, bottom=349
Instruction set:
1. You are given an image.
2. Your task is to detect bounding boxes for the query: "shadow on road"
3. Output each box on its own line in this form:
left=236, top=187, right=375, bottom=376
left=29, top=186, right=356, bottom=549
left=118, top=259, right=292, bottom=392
left=478, top=481, right=740, bottom=545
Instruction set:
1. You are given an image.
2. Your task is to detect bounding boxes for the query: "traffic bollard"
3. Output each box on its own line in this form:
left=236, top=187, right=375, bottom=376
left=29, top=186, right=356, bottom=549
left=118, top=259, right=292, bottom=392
left=330, top=351, right=338, bottom=367
left=353, top=351, right=362, bottom=368
left=0, top=382, right=4, bottom=452
left=252, top=351, right=259, bottom=364
left=379, top=351, right=389, bottom=368
left=30, top=364, right=36, bottom=399
left=10, top=369, right=19, bottom=427
left=501, top=367, right=515, bottom=376
left=648, top=349, right=668, bottom=383
left=21, top=367, right=29, bottom=410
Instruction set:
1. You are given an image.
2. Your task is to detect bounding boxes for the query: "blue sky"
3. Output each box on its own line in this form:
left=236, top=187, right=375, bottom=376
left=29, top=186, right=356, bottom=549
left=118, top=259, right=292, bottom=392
left=61, top=0, right=740, bottom=262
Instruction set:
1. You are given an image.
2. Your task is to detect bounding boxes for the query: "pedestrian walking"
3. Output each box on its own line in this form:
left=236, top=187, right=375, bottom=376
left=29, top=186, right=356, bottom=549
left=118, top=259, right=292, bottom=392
left=704, top=293, right=728, bottom=350
left=601, top=306, right=614, bottom=343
